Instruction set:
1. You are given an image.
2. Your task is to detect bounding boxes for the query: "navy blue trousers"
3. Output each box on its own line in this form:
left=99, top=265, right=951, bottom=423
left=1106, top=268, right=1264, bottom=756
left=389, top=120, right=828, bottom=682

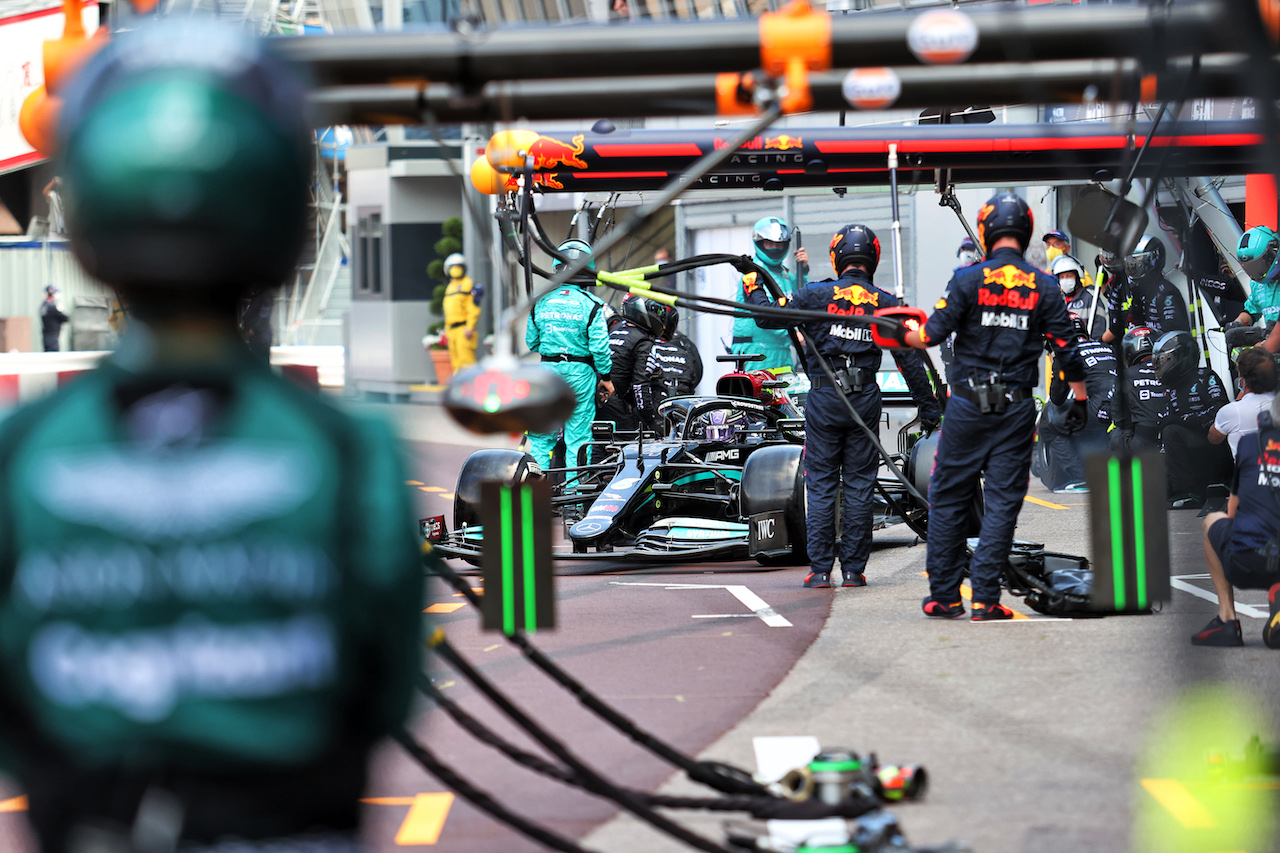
left=926, top=394, right=1036, bottom=605
left=803, top=385, right=881, bottom=575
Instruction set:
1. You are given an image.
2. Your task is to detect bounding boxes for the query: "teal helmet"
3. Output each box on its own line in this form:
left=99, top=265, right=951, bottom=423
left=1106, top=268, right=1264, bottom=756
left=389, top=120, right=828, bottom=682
left=1238, top=225, right=1280, bottom=283
left=553, top=239, right=596, bottom=274
left=752, top=216, right=792, bottom=261
left=58, top=20, right=311, bottom=305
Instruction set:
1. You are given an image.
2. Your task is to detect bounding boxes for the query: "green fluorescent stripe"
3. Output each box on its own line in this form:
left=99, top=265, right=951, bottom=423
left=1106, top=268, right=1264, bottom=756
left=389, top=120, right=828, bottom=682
left=521, top=485, right=537, bottom=634
left=1108, top=457, right=1126, bottom=611
left=1132, top=458, right=1147, bottom=608
left=501, top=487, right=515, bottom=635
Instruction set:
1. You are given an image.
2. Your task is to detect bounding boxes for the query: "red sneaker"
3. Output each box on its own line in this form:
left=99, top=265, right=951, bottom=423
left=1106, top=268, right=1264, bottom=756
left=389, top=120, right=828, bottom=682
left=803, top=571, right=831, bottom=589
left=921, top=597, right=965, bottom=619
left=970, top=601, right=1015, bottom=621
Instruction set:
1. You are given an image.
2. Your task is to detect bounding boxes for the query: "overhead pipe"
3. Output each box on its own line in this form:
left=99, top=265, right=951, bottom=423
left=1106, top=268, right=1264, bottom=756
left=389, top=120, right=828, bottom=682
left=279, top=1, right=1230, bottom=88
left=307, top=54, right=1263, bottom=126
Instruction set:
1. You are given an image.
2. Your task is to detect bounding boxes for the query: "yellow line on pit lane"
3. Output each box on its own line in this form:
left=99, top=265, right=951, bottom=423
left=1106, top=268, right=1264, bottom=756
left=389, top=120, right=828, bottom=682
left=1140, top=779, right=1217, bottom=829
left=1024, top=495, right=1068, bottom=510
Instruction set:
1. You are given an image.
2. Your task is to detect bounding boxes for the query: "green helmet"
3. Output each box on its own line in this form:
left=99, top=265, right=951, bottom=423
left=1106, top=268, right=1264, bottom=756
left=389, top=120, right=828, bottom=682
left=1238, top=225, right=1280, bottom=283
left=59, top=20, right=311, bottom=304
left=553, top=239, right=596, bottom=274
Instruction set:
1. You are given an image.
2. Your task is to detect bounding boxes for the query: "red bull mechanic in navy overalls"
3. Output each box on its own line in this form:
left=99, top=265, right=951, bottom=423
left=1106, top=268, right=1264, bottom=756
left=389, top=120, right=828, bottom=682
left=748, top=224, right=941, bottom=589
left=898, top=194, right=1088, bottom=619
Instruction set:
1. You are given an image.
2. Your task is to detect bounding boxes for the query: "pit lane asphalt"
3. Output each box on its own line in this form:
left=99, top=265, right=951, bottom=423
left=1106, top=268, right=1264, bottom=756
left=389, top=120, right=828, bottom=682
left=376, top=402, right=1279, bottom=853
left=369, top=407, right=834, bottom=852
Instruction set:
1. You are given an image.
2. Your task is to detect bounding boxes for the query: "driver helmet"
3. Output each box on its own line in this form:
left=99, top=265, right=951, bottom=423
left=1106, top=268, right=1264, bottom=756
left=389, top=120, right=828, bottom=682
left=704, top=409, right=742, bottom=442
left=752, top=216, right=792, bottom=262
left=1050, top=254, right=1086, bottom=295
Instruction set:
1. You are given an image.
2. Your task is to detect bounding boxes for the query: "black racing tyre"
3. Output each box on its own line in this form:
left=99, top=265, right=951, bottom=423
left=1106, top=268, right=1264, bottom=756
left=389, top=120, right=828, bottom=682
left=741, top=444, right=808, bottom=566
left=453, top=449, right=543, bottom=530
left=905, top=434, right=984, bottom=539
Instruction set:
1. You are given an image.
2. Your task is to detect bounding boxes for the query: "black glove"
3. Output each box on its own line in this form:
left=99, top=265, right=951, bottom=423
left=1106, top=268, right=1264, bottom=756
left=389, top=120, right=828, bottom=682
left=919, top=410, right=942, bottom=433
left=1224, top=320, right=1247, bottom=331
left=1062, top=398, right=1089, bottom=434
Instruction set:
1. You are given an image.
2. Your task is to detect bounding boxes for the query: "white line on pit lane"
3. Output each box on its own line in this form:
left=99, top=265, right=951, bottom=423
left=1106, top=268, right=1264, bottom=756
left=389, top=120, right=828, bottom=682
left=1171, top=575, right=1268, bottom=619
left=610, top=582, right=794, bottom=627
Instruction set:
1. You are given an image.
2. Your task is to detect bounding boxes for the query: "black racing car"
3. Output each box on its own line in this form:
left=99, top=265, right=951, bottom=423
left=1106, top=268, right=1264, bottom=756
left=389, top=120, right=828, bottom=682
left=431, top=356, right=962, bottom=565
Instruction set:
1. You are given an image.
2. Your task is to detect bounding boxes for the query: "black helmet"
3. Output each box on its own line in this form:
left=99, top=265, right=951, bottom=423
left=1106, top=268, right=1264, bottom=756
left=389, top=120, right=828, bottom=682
left=1152, top=330, right=1198, bottom=382
left=648, top=302, right=678, bottom=339
left=1097, top=249, right=1124, bottom=274
left=1121, top=326, right=1156, bottom=366
left=829, top=223, right=880, bottom=275
left=59, top=20, right=311, bottom=306
left=620, top=293, right=656, bottom=334
left=976, top=192, right=1034, bottom=253
left=1124, top=235, right=1165, bottom=280
left=752, top=217, right=792, bottom=262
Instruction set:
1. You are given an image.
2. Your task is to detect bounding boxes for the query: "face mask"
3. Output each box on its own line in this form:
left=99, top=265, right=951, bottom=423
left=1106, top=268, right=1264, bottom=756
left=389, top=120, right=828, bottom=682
left=1058, top=274, right=1078, bottom=294
left=1046, top=245, right=1065, bottom=263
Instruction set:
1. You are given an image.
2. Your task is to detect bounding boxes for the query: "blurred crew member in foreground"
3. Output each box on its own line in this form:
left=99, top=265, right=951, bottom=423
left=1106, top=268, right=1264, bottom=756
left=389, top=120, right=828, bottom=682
left=900, top=193, right=1087, bottom=620
left=0, top=23, right=424, bottom=853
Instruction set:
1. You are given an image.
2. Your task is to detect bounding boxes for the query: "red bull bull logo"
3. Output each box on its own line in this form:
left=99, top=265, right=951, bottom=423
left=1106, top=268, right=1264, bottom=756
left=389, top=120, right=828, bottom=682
left=983, top=265, right=1038, bottom=290
left=527, top=133, right=588, bottom=170
left=1267, top=439, right=1280, bottom=452
left=765, top=134, right=804, bottom=150
left=501, top=172, right=564, bottom=191
left=831, top=284, right=881, bottom=307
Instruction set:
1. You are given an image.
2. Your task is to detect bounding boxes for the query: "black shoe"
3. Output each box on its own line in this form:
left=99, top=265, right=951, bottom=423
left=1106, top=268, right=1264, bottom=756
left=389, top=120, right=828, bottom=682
left=922, top=596, right=965, bottom=618
left=803, top=571, right=831, bottom=589
left=1265, top=585, right=1280, bottom=650
left=842, top=570, right=866, bottom=588
left=971, top=601, right=1016, bottom=621
left=1191, top=616, right=1244, bottom=647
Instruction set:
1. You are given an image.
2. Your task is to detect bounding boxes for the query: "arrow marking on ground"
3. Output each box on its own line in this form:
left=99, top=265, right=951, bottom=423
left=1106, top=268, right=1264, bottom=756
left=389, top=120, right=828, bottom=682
left=611, top=582, right=793, bottom=627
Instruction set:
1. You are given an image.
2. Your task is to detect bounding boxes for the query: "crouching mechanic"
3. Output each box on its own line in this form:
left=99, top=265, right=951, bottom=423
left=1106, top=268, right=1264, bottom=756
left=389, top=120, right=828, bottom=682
left=1192, top=396, right=1280, bottom=648
left=899, top=193, right=1088, bottom=620
left=526, top=239, right=613, bottom=471
left=748, top=223, right=942, bottom=589
left=0, top=22, right=425, bottom=852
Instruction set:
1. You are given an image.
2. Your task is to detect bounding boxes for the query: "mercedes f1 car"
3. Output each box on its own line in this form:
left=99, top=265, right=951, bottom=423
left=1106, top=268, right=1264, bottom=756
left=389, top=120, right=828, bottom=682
left=432, top=355, right=954, bottom=565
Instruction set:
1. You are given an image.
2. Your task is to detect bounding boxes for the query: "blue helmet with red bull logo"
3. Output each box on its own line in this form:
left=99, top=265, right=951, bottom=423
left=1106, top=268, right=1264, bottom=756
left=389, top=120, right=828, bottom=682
left=976, top=193, right=1034, bottom=253
left=829, top=223, right=880, bottom=275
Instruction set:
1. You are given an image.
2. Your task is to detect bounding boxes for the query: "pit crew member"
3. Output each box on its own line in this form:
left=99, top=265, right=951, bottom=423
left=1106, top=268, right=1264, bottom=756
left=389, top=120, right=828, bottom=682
left=748, top=223, right=941, bottom=589
left=732, top=216, right=807, bottom=375
left=901, top=192, right=1088, bottom=621
left=525, top=239, right=614, bottom=470
left=1155, top=330, right=1231, bottom=508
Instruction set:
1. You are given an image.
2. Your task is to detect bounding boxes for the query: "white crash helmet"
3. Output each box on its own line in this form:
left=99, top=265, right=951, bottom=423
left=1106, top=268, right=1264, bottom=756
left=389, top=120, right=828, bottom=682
left=1050, top=254, right=1086, bottom=294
